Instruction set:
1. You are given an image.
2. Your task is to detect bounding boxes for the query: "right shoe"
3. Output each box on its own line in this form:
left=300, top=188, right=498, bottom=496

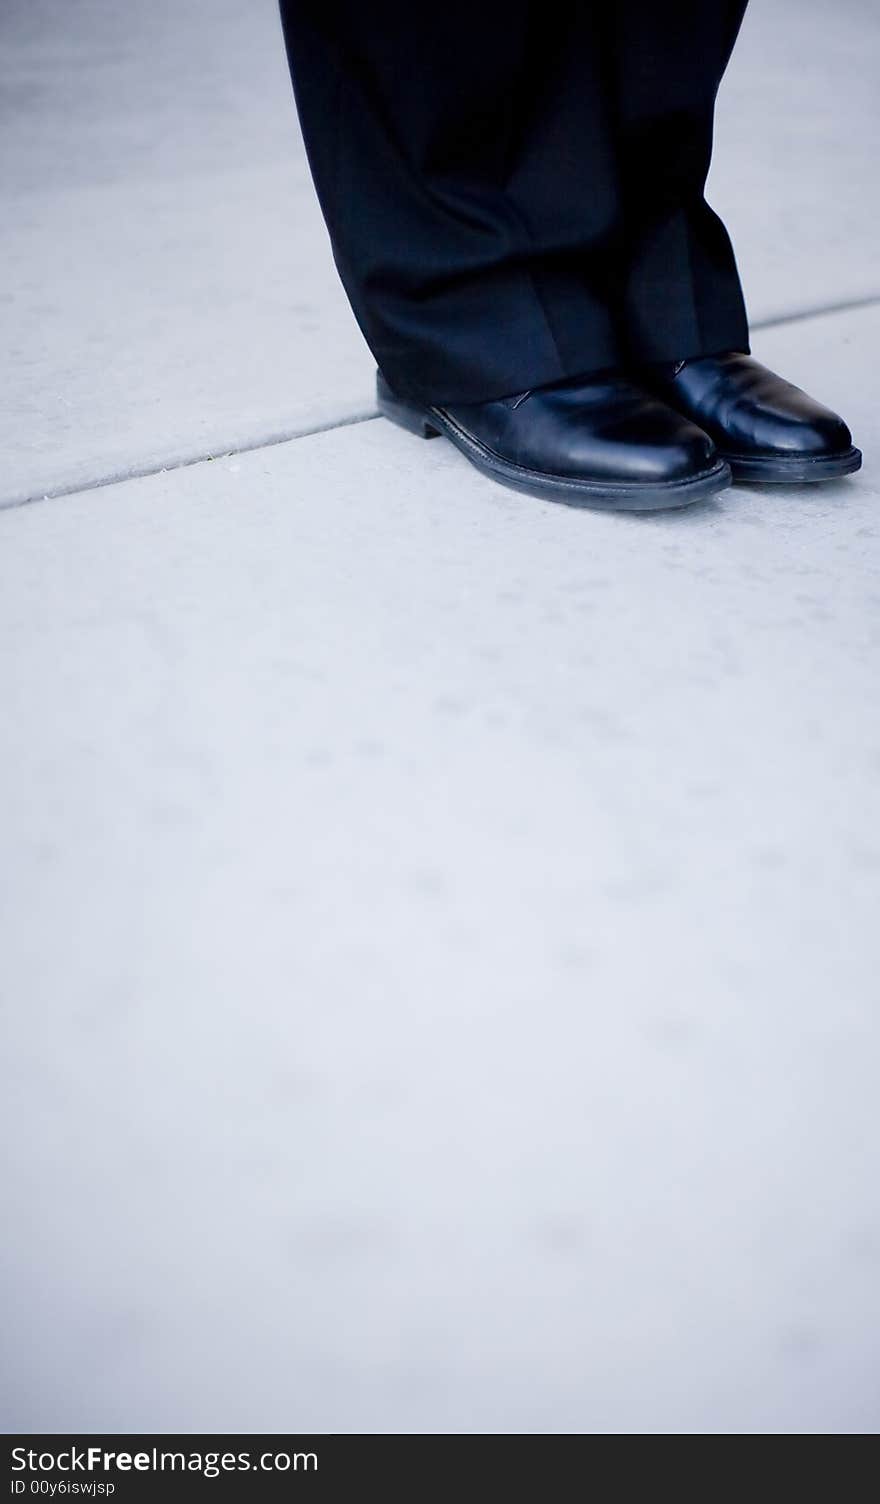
left=640, top=352, right=862, bottom=484
left=377, top=369, right=731, bottom=512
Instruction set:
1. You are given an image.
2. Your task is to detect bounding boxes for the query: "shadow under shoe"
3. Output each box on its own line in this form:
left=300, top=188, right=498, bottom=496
left=641, top=352, right=862, bottom=483
left=377, top=369, right=731, bottom=513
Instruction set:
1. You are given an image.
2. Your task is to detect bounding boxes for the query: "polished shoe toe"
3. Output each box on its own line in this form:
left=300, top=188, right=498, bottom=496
left=783, top=407, right=853, bottom=458
left=549, top=378, right=717, bottom=485
left=644, top=352, right=862, bottom=482
left=598, top=403, right=716, bottom=486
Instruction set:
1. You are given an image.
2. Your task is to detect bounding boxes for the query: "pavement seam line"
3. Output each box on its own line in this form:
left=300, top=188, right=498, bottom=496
left=3, top=293, right=879, bottom=514
left=750, top=292, right=880, bottom=331
left=0, top=410, right=380, bottom=514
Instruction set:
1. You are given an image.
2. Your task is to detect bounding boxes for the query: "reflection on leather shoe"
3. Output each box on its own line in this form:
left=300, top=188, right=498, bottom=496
left=377, top=369, right=731, bottom=512
left=643, top=352, right=861, bottom=483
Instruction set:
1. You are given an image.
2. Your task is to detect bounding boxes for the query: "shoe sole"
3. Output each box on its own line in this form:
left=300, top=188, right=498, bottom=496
left=377, top=375, right=732, bottom=513
left=723, top=446, right=863, bottom=483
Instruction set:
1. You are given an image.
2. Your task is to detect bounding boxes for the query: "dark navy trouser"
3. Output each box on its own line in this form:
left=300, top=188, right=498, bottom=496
left=279, top=1, right=750, bottom=404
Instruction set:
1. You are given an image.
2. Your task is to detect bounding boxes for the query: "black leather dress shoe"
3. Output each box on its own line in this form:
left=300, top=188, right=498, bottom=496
left=377, top=370, right=731, bottom=512
left=643, top=352, right=862, bottom=483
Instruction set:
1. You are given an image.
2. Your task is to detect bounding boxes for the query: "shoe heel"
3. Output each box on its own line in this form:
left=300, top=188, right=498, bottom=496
left=376, top=371, right=440, bottom=438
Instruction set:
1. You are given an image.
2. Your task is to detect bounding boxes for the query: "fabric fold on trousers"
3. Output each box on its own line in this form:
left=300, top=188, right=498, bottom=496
left=280, top=0, right=751, bottom=404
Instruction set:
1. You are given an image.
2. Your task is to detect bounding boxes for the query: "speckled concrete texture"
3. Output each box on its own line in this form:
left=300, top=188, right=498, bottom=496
left=2, top=295, right=878, bottom=1431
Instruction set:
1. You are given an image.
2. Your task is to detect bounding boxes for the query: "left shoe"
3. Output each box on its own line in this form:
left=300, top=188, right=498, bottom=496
left=642, top=352, right=862, bottom=483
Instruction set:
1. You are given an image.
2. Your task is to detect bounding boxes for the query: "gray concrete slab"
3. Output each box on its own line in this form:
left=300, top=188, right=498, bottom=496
left=713, top=0, right=880, bottom=325
left=0, top=0, right=372, bottom=509
left=2, top=0, right=878, bottom=508
left=2, top=306, right=878, bottom=1434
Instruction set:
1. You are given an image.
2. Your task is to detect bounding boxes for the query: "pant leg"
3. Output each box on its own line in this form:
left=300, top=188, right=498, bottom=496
left=279, top=0, right=749, bottom=405
left=605, top=1, right=750, bottom=365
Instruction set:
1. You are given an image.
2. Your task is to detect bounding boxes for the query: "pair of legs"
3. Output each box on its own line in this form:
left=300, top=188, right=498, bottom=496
left=280, top=1, right=859, bottom=510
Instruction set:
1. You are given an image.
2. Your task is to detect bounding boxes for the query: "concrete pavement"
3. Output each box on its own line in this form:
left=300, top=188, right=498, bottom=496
left=1, top=0, right=879, bottom=1435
